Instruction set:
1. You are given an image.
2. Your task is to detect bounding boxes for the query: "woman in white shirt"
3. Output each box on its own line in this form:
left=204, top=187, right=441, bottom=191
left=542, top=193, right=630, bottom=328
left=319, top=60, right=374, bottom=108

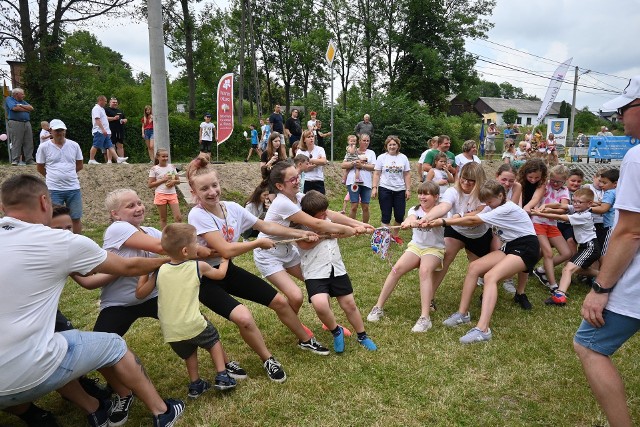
left=297, top=130, right=327, bottom=194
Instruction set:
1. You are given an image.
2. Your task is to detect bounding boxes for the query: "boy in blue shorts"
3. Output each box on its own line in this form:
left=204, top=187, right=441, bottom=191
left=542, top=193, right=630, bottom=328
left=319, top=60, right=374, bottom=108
left=589, top=168, right=618, bottom=254
left=245, top=123, right=260, bottom=162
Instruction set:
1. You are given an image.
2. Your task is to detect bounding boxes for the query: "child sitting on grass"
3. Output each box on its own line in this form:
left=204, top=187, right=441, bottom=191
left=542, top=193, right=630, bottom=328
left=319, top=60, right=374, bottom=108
left=531, top=188, right=600, bottom=306
left=136, top=223, right=237, bottom=398
left=297, top=190, right=377, bottom=353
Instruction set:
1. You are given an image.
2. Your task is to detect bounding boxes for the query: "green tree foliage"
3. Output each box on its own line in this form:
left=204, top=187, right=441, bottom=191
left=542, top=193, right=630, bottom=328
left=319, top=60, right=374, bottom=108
left=557, top=100, right=572, bottom=118
left=574, top=107, right=610, bottom=134
left=502, top=108, right=518, bottom=125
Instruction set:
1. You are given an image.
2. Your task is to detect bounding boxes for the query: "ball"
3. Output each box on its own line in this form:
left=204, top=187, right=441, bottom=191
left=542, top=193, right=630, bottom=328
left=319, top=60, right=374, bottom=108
left=0, top=134, right=7, bottom=141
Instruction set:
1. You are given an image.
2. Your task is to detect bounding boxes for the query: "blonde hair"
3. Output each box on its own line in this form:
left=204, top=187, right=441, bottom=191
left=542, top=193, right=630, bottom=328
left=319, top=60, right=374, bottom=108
left=105, top=189, right=138, bottom=220
left=299, top=130, right=315, bottom=151
left=454, top=162, right=486, bottom=200
left=549, top=164, right=570, bottom=180
left=186, top=156, right=217, bottom=189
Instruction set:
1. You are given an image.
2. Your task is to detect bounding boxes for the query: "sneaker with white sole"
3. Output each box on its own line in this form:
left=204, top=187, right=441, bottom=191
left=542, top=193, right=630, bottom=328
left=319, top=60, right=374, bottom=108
left=108, top=393, right=134, bottom=426
left=298, top=337, right=330, bottom=355
left=225, top=361, right=247, bottom=380
left=460, top=327, right=492, bottom=344
left=87, top=398, right=113, bottom=427
left=532, top=268, right=551, bottom=289
left=263, top=357, right=286, bottom=383
left=116, top=157, right=129, bottom=164
left=442, top=311, right=471, bottom=327
left=502, top=278, right=516, bottom=294
left=213, top=372, right=237, bottom=391
left=411, top=316, right=432, bottom=332
left=187, top=378, right=211, bottom=399
left=367, top=306, right=384, bottom=322
left=88, top=159, right=100, bottom=165
left=153, top=399, right=185, bottom=427
left=477, top=277, right=484, bottom=287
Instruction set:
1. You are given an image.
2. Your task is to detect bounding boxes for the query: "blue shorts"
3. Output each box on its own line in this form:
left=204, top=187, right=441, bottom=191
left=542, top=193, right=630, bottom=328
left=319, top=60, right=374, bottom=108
left=144, top=128, right=154, bottom=140
left=92, top=132, right=113, bottom=150
left=348, top=184, right=372, bottom=204
left=0, top=330, right=127, bottom=409
left=50, top=189, right=83, bottom=220
left=574, top=309, right=640, bottom=356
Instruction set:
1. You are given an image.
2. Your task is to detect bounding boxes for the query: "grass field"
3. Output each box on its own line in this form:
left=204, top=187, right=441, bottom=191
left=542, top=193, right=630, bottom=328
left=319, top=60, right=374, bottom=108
left=1, top=190, right=638, bottom=427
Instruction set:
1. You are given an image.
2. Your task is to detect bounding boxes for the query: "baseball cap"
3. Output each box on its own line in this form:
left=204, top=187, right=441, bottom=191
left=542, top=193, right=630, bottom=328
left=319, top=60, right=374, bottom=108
left=602, top=75, right=640, bottom=111
left=205, top=112, right=212, bottom=117
left=49, top=119, right=67, bottom=130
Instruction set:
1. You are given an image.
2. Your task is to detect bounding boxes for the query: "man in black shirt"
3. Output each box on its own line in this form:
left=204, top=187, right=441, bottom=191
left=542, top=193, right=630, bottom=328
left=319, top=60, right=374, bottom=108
left=104, top=98, right=128, bottom=158
left=285, top=109, right=302, bottom=146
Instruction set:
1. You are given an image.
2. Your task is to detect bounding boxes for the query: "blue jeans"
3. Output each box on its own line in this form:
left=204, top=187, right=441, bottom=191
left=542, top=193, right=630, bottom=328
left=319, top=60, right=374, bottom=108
left=378, top=186, right=406, bottom=224
left=348, top=185, right=372, bottom=204
left=574, top=309, right=640, bottom=356
left=144, top=128, right=154, bottom=140
left=50, top=189, right=83, bottom=220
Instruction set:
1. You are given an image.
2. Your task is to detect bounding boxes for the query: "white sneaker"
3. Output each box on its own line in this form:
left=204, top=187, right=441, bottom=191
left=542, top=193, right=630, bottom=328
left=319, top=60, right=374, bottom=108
left=411, top=316, right=432, bottom=332
left=477, top=277, right=484, bottom=287
left=88, top=159, right=100, bottom=165
left=116, top=157, right=129, bottom=164
left=367, top=306, right=384, bottom=322
left=502, top=278, right=516, bottom=294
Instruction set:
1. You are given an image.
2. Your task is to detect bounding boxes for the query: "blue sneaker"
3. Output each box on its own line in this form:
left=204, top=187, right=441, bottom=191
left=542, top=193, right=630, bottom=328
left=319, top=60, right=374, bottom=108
left=459, top=327, right=492, bottom=344
left=153, top=399, right=185, bottom=427
left=357, top=335, right=378, bottom=351
left=333, top=327, right=345, bottom=353
left=214, top=372, right=237, bottom=391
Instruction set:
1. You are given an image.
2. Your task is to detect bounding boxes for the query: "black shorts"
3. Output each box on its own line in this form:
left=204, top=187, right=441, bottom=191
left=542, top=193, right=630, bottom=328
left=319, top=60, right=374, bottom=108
left=111, top=131, right=125, bottom=145
left=169, top=320, right=220, bottom=359
left=502, top=235, right=540, bottom=273
left=55, top=309, right=74, bottom=332
left=305, top=269, right=353, bottom=302
left=571, top=239, right=601, bottom=269
left=199, top=260, right=278, bottom=320
left=93, top=297, right=159, bottom=336
left=303, top=180, right=326, bottom=195
left=200, top=140, right=212, bottom=153
left=557, top=221, right=575, bottom=241
left=444, top=227, right=493, bottom=258
left=595, top=223, right=608, bottom=249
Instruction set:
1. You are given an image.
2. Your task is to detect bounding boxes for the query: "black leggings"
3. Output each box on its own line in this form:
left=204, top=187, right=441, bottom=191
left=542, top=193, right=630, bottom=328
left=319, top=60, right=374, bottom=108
left=93, top=297, right=159, bottom=337
left=199, top=260, right=278, bottom=320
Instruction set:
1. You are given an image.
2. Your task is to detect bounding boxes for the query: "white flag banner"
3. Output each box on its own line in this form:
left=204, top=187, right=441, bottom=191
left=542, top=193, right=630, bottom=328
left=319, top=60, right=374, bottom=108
left=534, top=57, right=572, bottom=127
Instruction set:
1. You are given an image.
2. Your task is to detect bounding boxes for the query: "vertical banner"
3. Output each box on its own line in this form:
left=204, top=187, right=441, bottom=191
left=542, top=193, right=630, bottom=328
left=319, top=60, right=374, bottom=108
left=216, top=73, right=234, bottom=145
left=534, top=58, right=572, bottom=126
left=546, top=118, right=568, bottom=145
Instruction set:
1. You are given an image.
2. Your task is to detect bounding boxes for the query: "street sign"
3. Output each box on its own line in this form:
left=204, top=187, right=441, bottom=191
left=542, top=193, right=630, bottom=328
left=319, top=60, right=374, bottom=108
left=326, top=40, right=336, bottom=65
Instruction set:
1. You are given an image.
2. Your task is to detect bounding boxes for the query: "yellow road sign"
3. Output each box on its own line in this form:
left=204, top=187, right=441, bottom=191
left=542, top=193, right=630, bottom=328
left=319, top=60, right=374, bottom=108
left=326, top=40, right=336, bottom=65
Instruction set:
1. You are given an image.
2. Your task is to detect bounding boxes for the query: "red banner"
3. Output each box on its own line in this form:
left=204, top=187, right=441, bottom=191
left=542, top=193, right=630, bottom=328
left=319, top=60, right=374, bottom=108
left=216, top=73, right=234, bottom=145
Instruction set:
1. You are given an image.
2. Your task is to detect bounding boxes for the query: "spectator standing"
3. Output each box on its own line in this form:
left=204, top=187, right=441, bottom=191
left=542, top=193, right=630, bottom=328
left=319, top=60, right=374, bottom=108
left=284, top=109, right=302, bottom=146
left=297, top=130, right=327, bottom=194
left=88, top=96, right=127, bottom=165
left=354, top=114, right=374, bottom=138
left=105, top=97, right=128, bottom=158
left=423, top=135, right=457, bottom=177
left=5, top=88, right=35, bottom=166
left=141, top=105, right=155, bottom=162
left=260, top=118, right=270, bottom=152
left=199, top=113, right=216, bottom=160
left=35, top=119, right=84, bottom=234
left=269, top=104, right=285, bottom=145
left=485, top=122, right=498, bottom=159
left=314, top=120, right=331, bottom=148
left=417, top=136, right=439, bottom=181
left=454, top=140, right=481, bottom=177
left=307, top=111, right=317, bottom=130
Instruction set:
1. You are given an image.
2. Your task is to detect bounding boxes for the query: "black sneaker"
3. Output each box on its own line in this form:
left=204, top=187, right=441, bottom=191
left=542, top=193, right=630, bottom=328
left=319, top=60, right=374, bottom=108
left=153, top=399, right=185, bottom=427
left=430, top=299, right=437, bottom=312
left=225, top=361, right=247, bottom=380
left=87, top=399, right=113, bottom=427
left=187, top=378, right=211, bottom=399
left=298, top=337, right=330, bottom=355
left=514, top=293, right=532, bottom=310
left=79, top=376, right=112, bottom=401
left=108, top=393, right=134, bottom=426
left=17, top=403, right=60, bottom=427
left=263, top=357, right=287, bottom=383
left=214, top=372, right=237, bottom=391
left=532, top=268, right=551, bottom=289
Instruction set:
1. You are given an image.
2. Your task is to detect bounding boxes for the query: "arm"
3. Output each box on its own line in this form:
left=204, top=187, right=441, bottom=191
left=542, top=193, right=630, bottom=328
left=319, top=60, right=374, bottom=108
left=590, top=202, right=612, bottom=215
left=341, top=159, right=356, bottom=170
left=136, top=272, right=157, bottom=299
left=530, top=210, right=569, bottom=222
left=371, top=170, right=381, bottom=198
left=141, top=121, right=145, bottom=137
left=95, top=118, right=107, bottom=136
left=523, top=185, right=546, bottom=213
left=401, top=214, right=418, bottom=229
left=427, top=214, right=484, bottom=228
left=70, top=272, right=117, bottom=290
left=200, top=230, right=275, bottom=259
left=404, top=170, right=411, bottom=200
left=510, top=182, right=522, bottom=205
left=417, top=201, right=453, bottom=224
left=287, top=210, right=355, bottom=237
left=253, top=219, right=318, bottom=240
left=326, top=210, right=374, bottom=232
left=309, top=154, right=327, bottom=166
left=199, top=259, right=229, bottom=280
left=37, top=163, right=46, bottom=177
left=148, top=175, right=169, bottom=189
left=123, top=230, right=165, bottom=255
left=425, top=169, right=435, bottom=182
left=90, top=252, right=168, bottom=277
left=75, top=160, right=83, bottom=173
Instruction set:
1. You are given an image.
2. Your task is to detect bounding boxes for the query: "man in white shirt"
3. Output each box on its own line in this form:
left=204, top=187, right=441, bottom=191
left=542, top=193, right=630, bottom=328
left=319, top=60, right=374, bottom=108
left=574, top=75, right=640, bottom=427
left=88, top=95, right=128, bottom=165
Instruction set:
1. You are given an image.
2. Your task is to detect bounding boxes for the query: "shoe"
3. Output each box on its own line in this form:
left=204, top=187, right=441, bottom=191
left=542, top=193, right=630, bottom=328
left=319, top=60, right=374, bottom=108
left=544, top=291, right=567, bottom=306
left=263, top=357, right=287, bottom=383
left=214, top=372, right=237, bottom=391
left=79, top=376, right=112, bottom=401
left=116, top=157, right=129, bottom=164
left=442, top=311, right=471, bottom=327
left=244, top=159, right=248, bottom=162
left=322, top=323, right=352, bottom=336
left=502, top=278, right=516, bottom=294
left=367, top=306, right=384, bottom=322
left=459, top=327, right=492, bottom=344
left=333, top=326, right=345, bottom=353
left=88, top=159, right=100, bottom=165
left=532, top=268, right=551, bottom=289
left=477, top=277, right=484, bottom=287
left=17, top=404, right=60, bottom=427
left=87, top=399, right=113, bottom=427
left=430, top=299, right=437, bottom=312
left=298, top=337, right=330, bottom=355
left=301, top=323, right=314, bottom=338
left=513, top=293, right=533, bottom=310
left=391, top=235, right=404, bottom=245
left=11, top=161, right=18, bottom=166
left=411, top=316, right=432, bottom=332
left=357, top=335, right=378, bottom=351
left=18, top=161, right=26, bottom=166
left=225, top=361, right=247, bottom=380
left=187, top=378, right=211, bottom=398
left=108, top=393, right=134, bottom=426
left=153, top=399, right=185, bottom=427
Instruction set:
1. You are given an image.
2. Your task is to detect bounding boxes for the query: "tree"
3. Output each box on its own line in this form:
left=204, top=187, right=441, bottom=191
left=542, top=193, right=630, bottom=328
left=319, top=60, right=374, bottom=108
left=499, top=82, right=525, bottom=99
left=502, top=108, right=518, bottom=125
left=558, top=100, right=572, bottom=119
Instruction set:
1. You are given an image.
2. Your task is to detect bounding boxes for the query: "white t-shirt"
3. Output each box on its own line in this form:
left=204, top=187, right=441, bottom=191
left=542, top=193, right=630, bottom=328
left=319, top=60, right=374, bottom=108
left=565, top=208, right=596, bottom=244
left=40, top=129, right=51, bottom=142
left=200, top=122, right=216, bottom=141
left=100, top=222, right=161, bottom=309
left=418, top=149, right=435, bottom=164
left=477, top=201, right=536, bottom=243
left=0, top=218, right=106, bottom=395
left=429, top=168, right=450, bottom=196
left=257, top=193, right=303, bottom=241
left=297, top=145, right=326, bottom=181
left=188, top=202, right=258, bottom=266
left=344, top=149, right=376, bottom=188
left=91, top=104, right=111, bottom=135
left=149, top=164, right=178, bottom=195
left=606, top=145, right=640, bottom=319
left=407, top=206, right=445, bottom=249
left=298, top=221, right=347, bottom=280
left=35, top=139, right=83, bottom=191
left=440, top=187, right=489, bottom=238
left=307, top=119, right=316, bottom=130
left=454, top=153, right=481, bottom=175
left=532, top=184, right=570, bottom=226
left=375, top=153, right=411, bottom=191
left=584, top=183, right=605, bottom=224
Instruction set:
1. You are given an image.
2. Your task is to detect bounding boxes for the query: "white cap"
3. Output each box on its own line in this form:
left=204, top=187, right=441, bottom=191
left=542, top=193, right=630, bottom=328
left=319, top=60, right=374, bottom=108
left=602, top=75, right=640, bottom=111
left=49, top=119, right=67, bottom=130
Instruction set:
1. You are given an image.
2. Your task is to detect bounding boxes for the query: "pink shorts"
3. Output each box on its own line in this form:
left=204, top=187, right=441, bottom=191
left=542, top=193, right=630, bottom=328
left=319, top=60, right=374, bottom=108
left=533, top=223, right=562, bottom=238
left=154, top=192, right=179, bottom=205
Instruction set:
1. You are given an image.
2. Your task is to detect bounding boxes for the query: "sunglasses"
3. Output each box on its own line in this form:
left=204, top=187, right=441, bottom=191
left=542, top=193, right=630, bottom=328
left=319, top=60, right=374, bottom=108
left=617, top=103, right=640, bottom=116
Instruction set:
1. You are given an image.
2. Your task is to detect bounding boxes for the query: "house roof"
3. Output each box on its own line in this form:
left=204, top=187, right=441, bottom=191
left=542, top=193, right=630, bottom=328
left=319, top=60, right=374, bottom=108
left=476, top=97, right=564, bottom=115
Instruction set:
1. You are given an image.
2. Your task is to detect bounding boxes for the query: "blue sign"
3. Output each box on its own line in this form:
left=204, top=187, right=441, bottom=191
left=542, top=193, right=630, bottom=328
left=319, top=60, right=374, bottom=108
left=588, top=136, right=639, bottom=159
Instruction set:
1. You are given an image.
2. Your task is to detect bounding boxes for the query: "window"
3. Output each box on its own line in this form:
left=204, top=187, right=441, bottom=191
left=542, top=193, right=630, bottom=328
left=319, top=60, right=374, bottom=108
left=526, top=117, right=532, bottom=125
left=516, top=117, right=522, bottom=124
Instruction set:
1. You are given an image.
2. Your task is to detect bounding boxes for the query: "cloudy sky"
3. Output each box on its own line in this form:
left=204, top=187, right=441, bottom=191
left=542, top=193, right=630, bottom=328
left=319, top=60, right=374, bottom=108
left=5, top=0, right=640, bottom=112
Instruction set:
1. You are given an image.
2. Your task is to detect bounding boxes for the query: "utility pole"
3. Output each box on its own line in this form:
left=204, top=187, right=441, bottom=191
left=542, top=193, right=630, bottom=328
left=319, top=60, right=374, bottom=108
left=147, top=0, right=170, bottom=156
left=238, top=0, right=246, bottom=126
left=247, top=0, right=262, bottom=119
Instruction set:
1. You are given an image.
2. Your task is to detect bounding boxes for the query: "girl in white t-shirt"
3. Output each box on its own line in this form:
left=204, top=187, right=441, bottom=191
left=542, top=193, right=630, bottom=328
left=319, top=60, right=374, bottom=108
left=496, top=163, right=522, bottom=204
left=426, top=180, right=540, bottom=344
left=148, top=148, right=182, bottom=229
left=296, top=130, right=327, bottom=194
left=425, top=152, right=454, bottom=197
left=367, top=181, right=446, bottom=333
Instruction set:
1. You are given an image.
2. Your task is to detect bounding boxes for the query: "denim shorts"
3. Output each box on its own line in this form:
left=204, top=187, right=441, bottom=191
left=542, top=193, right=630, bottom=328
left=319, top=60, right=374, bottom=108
left=347, top=184, right=372, bottom=204
left=574, top=309, right=640, bottom=356
left=92, top=132, right=113, bottom=150
left=0, top=330, right=127, bottom=409
left=144, top=128, right=154, bottom=140
left=50, top=189, right=83, bottom=220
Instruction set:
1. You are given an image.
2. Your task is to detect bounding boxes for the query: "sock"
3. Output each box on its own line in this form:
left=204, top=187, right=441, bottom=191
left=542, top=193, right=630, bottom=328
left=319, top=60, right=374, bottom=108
left=217, top=370, right=228, bottom=376
left=357, top=331, right=367, bottom=341
left=330, top=326, right=341, bottom=337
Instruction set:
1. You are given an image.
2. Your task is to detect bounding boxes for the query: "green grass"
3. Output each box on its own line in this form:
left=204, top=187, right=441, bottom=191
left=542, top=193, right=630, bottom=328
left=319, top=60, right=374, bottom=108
left=2, top=193, right=639, bottom=427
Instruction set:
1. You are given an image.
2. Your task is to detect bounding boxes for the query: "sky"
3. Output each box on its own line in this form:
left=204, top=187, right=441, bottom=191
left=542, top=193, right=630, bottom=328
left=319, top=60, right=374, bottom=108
left=4, top=0, right=640, bottom=112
